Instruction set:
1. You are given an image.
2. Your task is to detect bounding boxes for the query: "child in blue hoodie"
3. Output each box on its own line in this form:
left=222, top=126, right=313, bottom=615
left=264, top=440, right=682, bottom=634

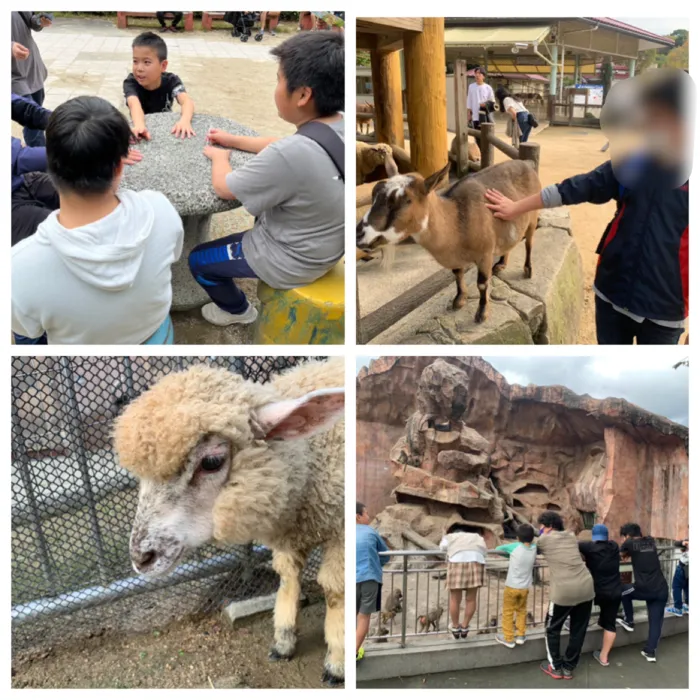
left=12, top=96, right=182, bottom=345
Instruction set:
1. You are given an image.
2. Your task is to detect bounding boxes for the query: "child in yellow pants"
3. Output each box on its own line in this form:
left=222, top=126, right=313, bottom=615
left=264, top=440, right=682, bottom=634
left=495, top=524, right=537, bottom=648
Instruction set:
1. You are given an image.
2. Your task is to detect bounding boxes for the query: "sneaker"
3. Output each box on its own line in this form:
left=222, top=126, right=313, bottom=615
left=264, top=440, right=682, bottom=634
left=666, top=606, right=684, bottom=617
left=515, top=636, right=526, bottom=645
left=562, top=668, right=574, bottom=680
left=460, top=627, right=469, bottom=639
left=495, top=635, right=515, bottom=649
left=563, top=618, right=571, bottom=632
left=593, top=650, right=609, bottom=667
left=540, top=661, right=563, bottom=679
left=616, top=616, right=634, bottom=632
left=641, top=650, right=656, bottom=662
left=201, top=302, right=258, bottom=326
left=448, top=624, right=461, bottom=640
left=159, top=26, right=169, bottom=32
left=356, top=647, right=364, bottom=662
left=683, top=604, right=689, bottom=615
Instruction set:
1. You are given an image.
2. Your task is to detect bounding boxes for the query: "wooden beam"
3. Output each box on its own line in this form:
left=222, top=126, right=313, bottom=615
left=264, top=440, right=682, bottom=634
left=370, top=46, right=405, bottom=148
left=358, top=17, right=423, bottom=34
left=404, top=18, right=448, bottom=178
left=479, top=122, right=495, bottom=169
left=453, top=59, right=470, bottom=176
left=360, top=268, right=455, bottom=343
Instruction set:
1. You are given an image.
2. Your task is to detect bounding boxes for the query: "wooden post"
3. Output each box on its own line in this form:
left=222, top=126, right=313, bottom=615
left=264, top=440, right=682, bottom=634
left=479, top=122, right=494, bottom=170
left=519, top=142, right=540, bottom=174
left=454, top=59, right=470, bottom=176
left=370, top=48, right=405, bottom=148
left=356, top=271, right=366, bottom=345
left=404, top=18, right=448, bottom=178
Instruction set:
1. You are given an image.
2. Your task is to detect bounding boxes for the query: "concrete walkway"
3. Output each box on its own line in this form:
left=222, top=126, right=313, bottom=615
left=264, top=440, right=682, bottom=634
left=358, top=632, right=688, bottom=689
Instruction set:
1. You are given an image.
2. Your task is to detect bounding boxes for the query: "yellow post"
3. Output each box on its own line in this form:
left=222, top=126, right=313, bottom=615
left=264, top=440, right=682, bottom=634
left=370, top=47, right=405, bottom=148
left=403, top=17, right=447, bottom=178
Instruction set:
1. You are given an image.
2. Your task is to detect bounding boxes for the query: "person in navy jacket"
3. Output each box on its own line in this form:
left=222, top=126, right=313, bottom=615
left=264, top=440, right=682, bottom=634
left=484, top=69, right=689, bottom=345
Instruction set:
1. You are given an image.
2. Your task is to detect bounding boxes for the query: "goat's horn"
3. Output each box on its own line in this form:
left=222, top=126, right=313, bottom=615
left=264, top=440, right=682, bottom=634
left=384, top=152, right=399, bottom=178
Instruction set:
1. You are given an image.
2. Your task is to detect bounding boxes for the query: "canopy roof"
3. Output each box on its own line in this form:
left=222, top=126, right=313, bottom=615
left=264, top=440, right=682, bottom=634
left=445, top=25, right=550, bottom=47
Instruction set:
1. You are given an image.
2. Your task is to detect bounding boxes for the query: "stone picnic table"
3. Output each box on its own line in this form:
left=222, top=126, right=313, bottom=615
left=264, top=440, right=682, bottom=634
left=120, top=112, right=258, bottom=310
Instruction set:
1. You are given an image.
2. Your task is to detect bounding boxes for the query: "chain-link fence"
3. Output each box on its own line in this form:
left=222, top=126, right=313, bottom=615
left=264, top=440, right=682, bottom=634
left=11, top=356, right=326, bottom=650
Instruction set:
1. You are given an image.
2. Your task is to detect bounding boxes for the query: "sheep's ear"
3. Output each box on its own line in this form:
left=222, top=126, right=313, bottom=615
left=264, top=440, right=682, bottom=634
left=251, top=388, right=345, bottom=441
left=384, top=152, right=399, bottom=178
left=424, top=163, right=450, bottom=193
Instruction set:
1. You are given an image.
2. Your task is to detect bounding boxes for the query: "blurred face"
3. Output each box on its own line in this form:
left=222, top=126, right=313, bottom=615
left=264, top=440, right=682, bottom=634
left=475, top=71, right=485, bottom=85
left=357, top=508, right=370, bottom=525
left=132, top=46, right=166, bottom=89
left=642, top=103, right=684, bottom=165
left=274, top=67, right=313, bottom=124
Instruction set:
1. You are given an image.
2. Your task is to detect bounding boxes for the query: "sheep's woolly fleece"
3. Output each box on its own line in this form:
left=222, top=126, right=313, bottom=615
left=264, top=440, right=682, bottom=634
left=112, top=358, right=345, bottom=482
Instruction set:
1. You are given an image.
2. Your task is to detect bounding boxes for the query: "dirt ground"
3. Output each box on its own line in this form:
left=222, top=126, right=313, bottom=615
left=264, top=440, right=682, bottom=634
left=12, top=602, right=331, bottom=689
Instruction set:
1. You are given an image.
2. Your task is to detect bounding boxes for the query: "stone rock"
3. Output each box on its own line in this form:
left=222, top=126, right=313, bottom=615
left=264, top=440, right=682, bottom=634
left=357, top=356, right=689, bottom=542
left=538, top=206, right=572, bottom=233
left=121, top=112, right=258, bottom=217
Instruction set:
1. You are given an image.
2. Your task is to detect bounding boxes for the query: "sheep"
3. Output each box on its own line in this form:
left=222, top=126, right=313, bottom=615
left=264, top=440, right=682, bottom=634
left=356, top=142, right=412, bottom=186
left=356, top=153, right=541, bottom=324
left=356, top=101, right=374, bottom=135
left=112, top=358, right=345, bottom=686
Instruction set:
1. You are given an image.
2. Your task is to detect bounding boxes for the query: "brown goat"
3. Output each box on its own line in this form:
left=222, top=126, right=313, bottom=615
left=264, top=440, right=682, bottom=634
left=356, top=155, right=541, bottom=323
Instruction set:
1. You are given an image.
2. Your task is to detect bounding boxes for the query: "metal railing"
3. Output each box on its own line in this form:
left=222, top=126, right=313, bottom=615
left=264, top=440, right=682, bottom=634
left=367, top=545, right=680, bottom=647
left=11, top=356, right=325, bottom=636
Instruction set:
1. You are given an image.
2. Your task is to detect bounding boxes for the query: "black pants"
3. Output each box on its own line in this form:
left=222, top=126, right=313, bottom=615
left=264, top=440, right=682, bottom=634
left=621, top=589, right=666, bottom=654
left=595, top=295, right=683, bottom=345
left=12, top=172, right=60, bottom=246
left=545, top=599, right=593, bottom=671
left=156, top=11, right=183, bottom=27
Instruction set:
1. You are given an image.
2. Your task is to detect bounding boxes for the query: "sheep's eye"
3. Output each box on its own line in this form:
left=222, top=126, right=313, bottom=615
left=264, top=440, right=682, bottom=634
left=200, top=455, right=225, bottom=473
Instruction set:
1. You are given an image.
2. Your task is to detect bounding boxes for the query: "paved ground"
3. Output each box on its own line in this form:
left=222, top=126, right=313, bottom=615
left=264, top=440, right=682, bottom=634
left=14, top=16, right=297, bottom=344
left=358, top=632, right=688, bottom=689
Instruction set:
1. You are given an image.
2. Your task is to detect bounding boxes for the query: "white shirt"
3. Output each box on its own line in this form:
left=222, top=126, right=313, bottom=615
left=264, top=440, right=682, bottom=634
left=12, top=189, right=183, bottom=344
left=503, top=96, right=527, bottom=114
left=439, top=536, right=486, bottom=564
left=467, top=82, right=495, bottom=122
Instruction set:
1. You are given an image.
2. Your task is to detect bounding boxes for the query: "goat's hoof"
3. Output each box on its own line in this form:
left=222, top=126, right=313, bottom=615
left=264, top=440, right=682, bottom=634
left=269, top=647, right=294, bottom=662
left=492, top=263, right=506, bottom=275
left=474, top=307, right=489, bottom=324
left=524, top=266, right=532, bottom=279
left=452, top=295, right=466, bottom=311
left=322, top=669, right=345, bottom=687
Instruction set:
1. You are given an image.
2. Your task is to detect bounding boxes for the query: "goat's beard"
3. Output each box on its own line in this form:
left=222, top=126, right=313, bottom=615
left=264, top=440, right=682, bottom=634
left=380, top=244, right=396, bottom=270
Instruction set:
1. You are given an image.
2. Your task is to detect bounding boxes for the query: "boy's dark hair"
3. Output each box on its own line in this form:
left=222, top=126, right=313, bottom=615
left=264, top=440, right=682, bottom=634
left=475, top=66, right=487, bottom=77
left=132, top=31, right=167, bottom=62
left=538, top=511, right=564, bottom=532
left=640, top=70, right=684, bottom=118
left=495, top=85, right=511, bottom=113
left=46, top=96, right=131, bottom=195
left=446, top=523, right=481, bottom=535
left=620, top=522, right=643, bottom=538
left=270, top=31, right=344, bottom=117
left=516, top=523, right=535, bottom=543
left=356, top=501, right=366, bottom=516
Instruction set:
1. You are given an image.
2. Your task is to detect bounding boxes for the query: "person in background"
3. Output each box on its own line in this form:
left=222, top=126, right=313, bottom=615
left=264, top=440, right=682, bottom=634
left=439, top=523, right=488, bottom=640
left=578, top=524, right=622, bottom=667
left=494, top=523, right=538, bottom=648
left=156, top=12, right=183, bottom=33
left=536, top=511, right=595, bottom=680
left=495, top=86, right=535, bottom=144
left=11, top=11, right=51, bottom=147
left=356, top=502, right=389, bottom=662
left=666, top=537, right=689, bottom=616
left=617, top=523, right=669, bottom=662
left=467, top=67, right=495, bottom=130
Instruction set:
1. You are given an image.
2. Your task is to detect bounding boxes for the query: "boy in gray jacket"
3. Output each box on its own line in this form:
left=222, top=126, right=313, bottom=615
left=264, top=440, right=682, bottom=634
left=536, top=511, right=595, bottom=680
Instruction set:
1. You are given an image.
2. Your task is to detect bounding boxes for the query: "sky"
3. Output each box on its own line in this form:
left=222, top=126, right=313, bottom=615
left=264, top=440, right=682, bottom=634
left=356, top=355, right=689, bottom=426
left=616, top=17, right=689, bottom=37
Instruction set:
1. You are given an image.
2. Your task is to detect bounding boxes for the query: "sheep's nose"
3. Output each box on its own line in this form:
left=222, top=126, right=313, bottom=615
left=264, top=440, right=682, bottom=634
left=133, top=548, right=158, bottom=569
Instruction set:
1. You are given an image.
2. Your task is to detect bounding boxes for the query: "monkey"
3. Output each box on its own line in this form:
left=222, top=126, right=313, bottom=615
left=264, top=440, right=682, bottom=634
left=478, top=616, right=498, bottom=634
left=418, top=606, right=444, bottom=633
left=375, top=626, right=390, bottom=643
left=527, top=612, right=534, bottom=625
left=381, top=588, right=402, bottom=625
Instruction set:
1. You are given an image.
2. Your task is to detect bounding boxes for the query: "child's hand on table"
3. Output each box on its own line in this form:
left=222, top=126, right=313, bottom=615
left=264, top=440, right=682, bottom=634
left=130, top=125, right=150, bottom=142
left=206, top=128, right=236, bottom=148
left=123, top=148, right=143, bottom=166
left=172, top=119, right=195, bottom=139
left=203, top=145, right=230, bottom=162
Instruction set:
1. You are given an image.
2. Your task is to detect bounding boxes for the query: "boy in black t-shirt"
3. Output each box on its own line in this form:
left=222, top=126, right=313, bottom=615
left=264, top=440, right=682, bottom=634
left=124, top=31, right=195, bottom=141
left=617, top=523, right=669, bottom=662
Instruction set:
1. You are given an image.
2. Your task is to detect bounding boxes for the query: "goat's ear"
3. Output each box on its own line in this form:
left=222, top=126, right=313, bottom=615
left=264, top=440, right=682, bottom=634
left=384, top=152, right=399, bottom=178
left=424, top=163, right=450, bottom=193
left=251, top=388, right=345, bottom=441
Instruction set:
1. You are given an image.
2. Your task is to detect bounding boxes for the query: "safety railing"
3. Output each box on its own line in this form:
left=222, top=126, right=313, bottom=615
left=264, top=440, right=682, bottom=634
left=366, top=545, right=681, bottom=647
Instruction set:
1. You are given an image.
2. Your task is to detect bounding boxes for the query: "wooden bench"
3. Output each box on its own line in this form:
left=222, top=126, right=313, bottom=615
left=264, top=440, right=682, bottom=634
left=201, top=11, right=225, bottom=31
left=116, top=11, right=194, bottom=32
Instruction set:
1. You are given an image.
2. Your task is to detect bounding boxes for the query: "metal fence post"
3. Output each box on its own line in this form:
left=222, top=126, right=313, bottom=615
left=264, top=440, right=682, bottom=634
left=400, top=553, right=408, bottom=648
left=59, top=357, right=109, bottom=584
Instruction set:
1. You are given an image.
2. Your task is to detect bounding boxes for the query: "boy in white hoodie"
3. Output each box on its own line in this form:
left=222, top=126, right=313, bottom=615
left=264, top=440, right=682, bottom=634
left=12, top=96, right=183, bottom=344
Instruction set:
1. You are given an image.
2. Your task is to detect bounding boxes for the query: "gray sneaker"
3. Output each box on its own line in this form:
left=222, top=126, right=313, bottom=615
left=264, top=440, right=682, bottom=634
left=515, top=636, right=526, bottom=645
left=202, top=302, right=258, bottom=327
left=495, top=634, right=515, bottom=649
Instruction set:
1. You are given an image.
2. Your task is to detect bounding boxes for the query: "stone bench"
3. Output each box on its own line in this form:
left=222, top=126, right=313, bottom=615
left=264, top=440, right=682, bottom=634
left=116, top=11, right=194, bottom=31
left=253, top=261, right=345, bottom=345
left=201, top=12, right=225, bottom=31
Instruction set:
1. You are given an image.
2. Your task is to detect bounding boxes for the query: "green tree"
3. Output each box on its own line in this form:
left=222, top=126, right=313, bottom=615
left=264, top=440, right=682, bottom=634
left=666, top=41, right=689, bottom=70
left=670, top=29, right=689, bottom=48
left=357, top=50, right=371, bottom=67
